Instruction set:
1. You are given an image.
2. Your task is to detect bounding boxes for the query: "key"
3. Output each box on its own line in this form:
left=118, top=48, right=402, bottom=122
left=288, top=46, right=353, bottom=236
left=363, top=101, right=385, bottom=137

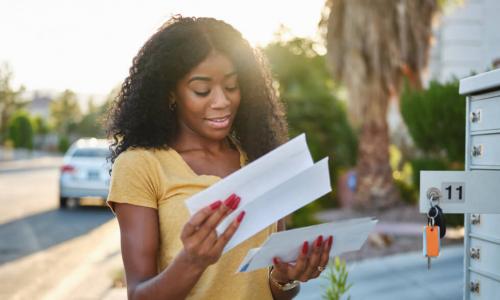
left=431, top=205, right=446, bottom=239
left=436, top=205, right=446, bottom=238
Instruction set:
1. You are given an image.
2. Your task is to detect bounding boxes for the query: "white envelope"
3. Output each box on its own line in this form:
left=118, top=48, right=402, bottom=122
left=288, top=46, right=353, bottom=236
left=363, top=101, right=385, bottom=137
left=184, top=134, right=333, bottom=253
left=185, top=134, right=313, bottom=214
left=220, top=157, right=331, bottom=252
left=237, top=217, right=378, bottom=272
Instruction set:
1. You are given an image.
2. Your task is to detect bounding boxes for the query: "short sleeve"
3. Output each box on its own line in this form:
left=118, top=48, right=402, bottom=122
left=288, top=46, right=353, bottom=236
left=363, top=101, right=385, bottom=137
left=107, top=149, right=161, bottom=213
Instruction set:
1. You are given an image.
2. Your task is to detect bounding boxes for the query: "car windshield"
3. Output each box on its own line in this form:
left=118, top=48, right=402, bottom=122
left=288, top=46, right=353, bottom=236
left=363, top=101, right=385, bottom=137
left=71, top=148, right=110, bottom=158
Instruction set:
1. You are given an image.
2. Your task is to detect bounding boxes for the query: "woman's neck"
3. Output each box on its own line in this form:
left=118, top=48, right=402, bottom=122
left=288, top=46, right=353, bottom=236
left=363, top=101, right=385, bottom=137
left=171, top=125, right=230, bottom=155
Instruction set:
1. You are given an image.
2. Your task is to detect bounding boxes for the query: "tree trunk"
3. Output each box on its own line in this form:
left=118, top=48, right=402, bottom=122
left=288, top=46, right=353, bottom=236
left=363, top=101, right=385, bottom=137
left=354, top=116, right=400, bottom=210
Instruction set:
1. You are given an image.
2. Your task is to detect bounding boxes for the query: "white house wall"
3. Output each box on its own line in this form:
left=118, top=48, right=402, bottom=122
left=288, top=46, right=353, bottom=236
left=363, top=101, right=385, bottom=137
left=428, top=0, right=500, bottom=84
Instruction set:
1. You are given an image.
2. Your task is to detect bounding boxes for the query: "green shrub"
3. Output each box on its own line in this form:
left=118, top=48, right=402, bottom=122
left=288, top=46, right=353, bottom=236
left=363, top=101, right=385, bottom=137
left=394, top=178, right=418, bottom=205
left=401, top=80, right=465, bottom=226
left=58, top=135, right=70, bottom=153
left=288, top=202, right=320, bottom=229
left=410, top=158, right=449, bottom=189
left=32, top=115, right=50, bottom=135
left=401, top=80, right=466, bottom=163
left=389, top=145, right=418, bottom=204
left=8, top=111, right=34, bottom=149
left=76, top=112, right=105, bottom=138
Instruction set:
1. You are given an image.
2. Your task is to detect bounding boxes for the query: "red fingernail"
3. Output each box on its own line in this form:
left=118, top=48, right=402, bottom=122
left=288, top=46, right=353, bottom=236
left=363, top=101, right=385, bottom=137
left=224, top=194, right=237, bottom=207
left=302, top=241, right=309, bottom=255
left=210, top=201, right=222, bottom=210
left=328, top=236, right=333, bottom=247
left=237, top=211, right=246, bottom=223
left=316, top=235, right=323, bottom=247
left=231, top=197, right=241, bottom=210
left=273, top=257, right=279, bottom=265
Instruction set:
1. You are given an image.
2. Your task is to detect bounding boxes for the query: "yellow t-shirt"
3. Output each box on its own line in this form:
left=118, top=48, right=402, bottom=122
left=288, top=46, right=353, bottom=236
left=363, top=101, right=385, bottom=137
left=107, top=145, right=276, bottom=300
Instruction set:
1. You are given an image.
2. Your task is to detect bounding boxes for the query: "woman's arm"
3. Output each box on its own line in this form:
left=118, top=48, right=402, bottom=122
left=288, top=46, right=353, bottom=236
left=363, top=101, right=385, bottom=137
left=116, top=203, right=201, bottom=300
left=115, top=195, right=243, bottom=300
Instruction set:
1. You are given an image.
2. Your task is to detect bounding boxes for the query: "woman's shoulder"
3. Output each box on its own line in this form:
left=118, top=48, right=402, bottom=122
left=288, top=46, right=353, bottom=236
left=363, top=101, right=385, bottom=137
left=114, top=146, right=181, bottom=169
left=115, top=147, right=151, bottom=164
left=110, top=148, right=171, bottom=186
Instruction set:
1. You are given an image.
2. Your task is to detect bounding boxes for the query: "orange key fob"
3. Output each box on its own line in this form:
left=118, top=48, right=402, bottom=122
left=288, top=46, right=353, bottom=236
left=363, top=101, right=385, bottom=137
left=423, top=225, right=440, bottom=257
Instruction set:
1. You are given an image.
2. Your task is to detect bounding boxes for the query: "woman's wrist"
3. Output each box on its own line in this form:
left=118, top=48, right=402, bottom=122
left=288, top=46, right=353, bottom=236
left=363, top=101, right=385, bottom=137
left=269, top=266, right=292, bottom=283
left=269, top=267, right=299, bottom=286
left=269, top=267, right=300, bottom=299
left=175, top=249, right=206, bottom=277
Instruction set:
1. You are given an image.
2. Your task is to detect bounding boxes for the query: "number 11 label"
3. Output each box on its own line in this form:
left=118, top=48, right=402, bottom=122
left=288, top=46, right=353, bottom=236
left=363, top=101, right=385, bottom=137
left=441, top=182, right=466, bottom=203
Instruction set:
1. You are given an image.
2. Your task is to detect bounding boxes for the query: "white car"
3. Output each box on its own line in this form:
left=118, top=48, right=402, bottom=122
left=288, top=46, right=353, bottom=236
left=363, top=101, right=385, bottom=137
left=59, top=138, right=111, bottom=208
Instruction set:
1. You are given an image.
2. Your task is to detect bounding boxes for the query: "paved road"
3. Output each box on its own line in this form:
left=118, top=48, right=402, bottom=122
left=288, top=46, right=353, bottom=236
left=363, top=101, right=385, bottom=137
left=0, top=156, right=115, bottom=263
left=298, top=245, right=463, bottom=300
left=0, top=157, right=120, bottom=299
left=0, top=157, right=64, bottom=224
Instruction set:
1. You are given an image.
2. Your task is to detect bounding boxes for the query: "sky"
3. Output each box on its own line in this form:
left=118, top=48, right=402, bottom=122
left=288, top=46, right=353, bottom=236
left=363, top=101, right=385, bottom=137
left=0, top=0, right=326, bottom=98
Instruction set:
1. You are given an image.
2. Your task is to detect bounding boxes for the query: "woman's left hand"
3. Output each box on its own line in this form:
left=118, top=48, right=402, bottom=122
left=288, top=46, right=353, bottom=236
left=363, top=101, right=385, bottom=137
left=271, top=235, right=333, bottom=283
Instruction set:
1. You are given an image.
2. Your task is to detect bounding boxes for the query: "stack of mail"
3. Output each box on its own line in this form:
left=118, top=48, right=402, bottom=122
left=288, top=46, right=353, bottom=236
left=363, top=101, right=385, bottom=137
left=237, top=217, right=377, bottom=272
left=185, top=133, right=377, bottom=271
left=185, top=134, right=331, bottom=253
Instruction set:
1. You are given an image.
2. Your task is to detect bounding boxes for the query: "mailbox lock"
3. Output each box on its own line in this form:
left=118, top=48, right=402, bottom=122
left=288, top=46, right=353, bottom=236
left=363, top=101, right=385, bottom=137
left=470, top=281, right=480, bottom=293
left=471, top=214, right=481, bottom=225
left=472, top=145, right=483, bottom=157
left=426, top=187, right=441, bottom=206
left=470, top=110, right=481, bottom=123
left=470, top=247, right=480, bottom=260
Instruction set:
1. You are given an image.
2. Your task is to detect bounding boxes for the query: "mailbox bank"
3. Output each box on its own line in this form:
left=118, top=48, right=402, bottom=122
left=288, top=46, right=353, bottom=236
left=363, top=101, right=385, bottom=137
left=420, top=69, right=500, bottom=299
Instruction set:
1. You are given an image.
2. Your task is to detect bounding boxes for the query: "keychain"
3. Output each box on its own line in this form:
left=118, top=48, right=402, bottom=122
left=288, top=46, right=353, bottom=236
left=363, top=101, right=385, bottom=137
left=424, top=195, right=445, bottom=270
left=424, top=211, right=440, bottom=269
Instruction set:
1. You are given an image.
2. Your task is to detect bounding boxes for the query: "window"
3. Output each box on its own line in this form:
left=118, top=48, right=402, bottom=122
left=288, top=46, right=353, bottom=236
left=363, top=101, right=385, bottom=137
left=72, top=148, right=110, bottom=158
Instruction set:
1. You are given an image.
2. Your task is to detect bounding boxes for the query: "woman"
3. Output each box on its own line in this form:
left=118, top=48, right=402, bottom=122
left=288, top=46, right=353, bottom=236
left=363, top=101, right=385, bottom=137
left=106, top=16, right=333, bottom=300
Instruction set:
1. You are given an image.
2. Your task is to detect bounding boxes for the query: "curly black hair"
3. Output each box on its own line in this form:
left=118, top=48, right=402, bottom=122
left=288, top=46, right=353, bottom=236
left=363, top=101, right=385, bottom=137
left=106, top=15, right=288, bottom=165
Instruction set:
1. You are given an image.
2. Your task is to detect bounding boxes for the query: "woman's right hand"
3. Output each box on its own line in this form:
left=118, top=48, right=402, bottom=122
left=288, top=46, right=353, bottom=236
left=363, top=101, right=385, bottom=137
left=178, top=193, right=245, bottom=271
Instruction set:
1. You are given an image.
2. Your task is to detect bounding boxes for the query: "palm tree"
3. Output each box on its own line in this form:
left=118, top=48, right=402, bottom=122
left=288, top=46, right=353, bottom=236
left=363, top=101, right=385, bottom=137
left=323, top=0, right=440, bottom=209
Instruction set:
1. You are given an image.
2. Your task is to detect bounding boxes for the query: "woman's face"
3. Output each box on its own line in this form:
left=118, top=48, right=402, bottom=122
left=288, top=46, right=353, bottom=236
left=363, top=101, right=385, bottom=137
left=174, top=52, right=241, bottom=142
